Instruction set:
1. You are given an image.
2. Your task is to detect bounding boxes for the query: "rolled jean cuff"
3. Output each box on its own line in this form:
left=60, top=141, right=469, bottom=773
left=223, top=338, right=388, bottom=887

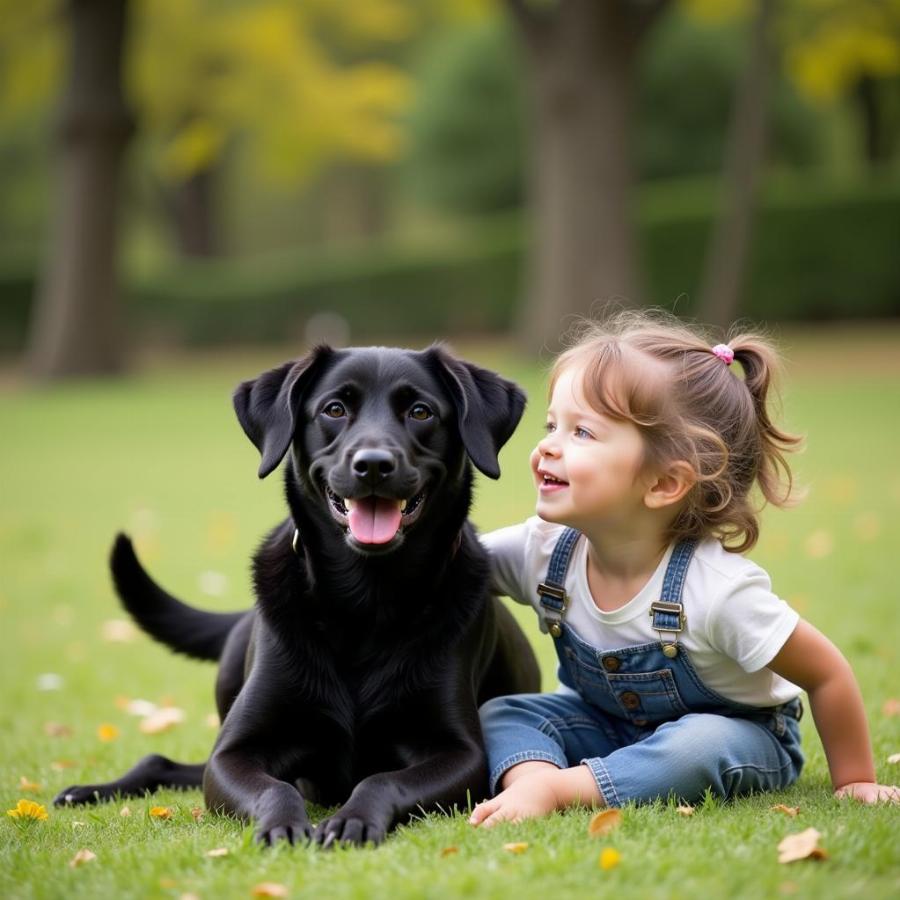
left=581, top=757, right=620, bottom=807
left=489, top=750, right=566, bottom=796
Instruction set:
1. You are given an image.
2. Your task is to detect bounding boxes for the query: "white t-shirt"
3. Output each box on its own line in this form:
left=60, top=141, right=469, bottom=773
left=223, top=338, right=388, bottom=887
left=482, top=517, right=802, bottom=707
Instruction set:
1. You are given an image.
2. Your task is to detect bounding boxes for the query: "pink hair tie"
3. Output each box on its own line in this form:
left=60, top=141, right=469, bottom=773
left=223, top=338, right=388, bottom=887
left=711, top=344, right=734, bottom=366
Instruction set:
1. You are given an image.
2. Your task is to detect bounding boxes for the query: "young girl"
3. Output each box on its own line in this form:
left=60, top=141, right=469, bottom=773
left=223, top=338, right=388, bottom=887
left=470, top=312, right=898, bottom=827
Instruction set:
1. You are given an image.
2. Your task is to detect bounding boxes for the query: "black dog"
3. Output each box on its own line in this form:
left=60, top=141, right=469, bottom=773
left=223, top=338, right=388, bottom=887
left=55, top=345, right=541, bottom=846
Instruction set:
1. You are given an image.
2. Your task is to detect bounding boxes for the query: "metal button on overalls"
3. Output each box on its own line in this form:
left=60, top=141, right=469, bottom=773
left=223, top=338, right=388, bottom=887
left=620, top=691, right=640, bottom=710
left=603, top=657, right=621, bottom=672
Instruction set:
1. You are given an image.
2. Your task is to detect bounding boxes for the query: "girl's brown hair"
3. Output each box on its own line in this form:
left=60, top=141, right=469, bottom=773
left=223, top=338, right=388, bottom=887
left=551, top=310, right=804, bottom=552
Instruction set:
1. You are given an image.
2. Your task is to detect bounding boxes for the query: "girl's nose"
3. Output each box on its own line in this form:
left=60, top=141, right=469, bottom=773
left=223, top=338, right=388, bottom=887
left=536, top=435, right=558, bottom=458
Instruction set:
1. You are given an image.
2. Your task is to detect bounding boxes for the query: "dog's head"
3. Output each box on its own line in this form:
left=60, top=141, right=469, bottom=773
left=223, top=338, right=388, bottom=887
left=233, top=345, right=525, bottom=555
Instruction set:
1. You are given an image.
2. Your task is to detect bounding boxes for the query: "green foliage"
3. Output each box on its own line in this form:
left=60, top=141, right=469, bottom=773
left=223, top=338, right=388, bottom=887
left=404, top=19, right=526, bottom=213
left=2, top=338, right=900, bottom=897
left=2, top=174, right=897, bottom=354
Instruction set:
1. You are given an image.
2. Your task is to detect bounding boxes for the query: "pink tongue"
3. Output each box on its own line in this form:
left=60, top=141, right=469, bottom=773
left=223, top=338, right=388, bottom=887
left=347, top=497, right=402, bottom=544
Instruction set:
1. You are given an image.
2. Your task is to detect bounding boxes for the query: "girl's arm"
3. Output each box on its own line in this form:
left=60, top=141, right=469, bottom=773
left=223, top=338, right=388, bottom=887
left=768, top=619, right=899, bottom=803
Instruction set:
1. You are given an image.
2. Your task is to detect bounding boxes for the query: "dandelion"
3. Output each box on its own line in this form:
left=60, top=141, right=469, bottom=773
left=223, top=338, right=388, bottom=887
left=97, top=723, right=120, bottom=742
left=598, top=847, right=621, bottom=870
left=7, top=799, right=49, bottom=821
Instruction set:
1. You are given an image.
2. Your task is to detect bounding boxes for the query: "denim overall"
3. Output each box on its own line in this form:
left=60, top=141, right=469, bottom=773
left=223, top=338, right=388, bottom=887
left=479, top=529, right=804, bottom=805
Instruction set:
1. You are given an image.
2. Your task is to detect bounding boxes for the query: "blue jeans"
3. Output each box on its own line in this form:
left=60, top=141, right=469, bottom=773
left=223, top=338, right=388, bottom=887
left=480, top=687, right=804, bottom=805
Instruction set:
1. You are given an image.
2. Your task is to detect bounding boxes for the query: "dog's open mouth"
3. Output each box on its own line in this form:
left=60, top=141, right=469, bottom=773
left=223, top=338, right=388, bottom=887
left=326, top=487, right=425, bottom=545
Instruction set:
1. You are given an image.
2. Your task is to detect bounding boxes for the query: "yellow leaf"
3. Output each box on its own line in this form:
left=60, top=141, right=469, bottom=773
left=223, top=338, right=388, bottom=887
left=50, top=759, right=77, bottom=771
left=6, top=799, right=48, bottom=821
left=101, top=619, right=138, bottom=643
left=771, top=804, right=800, bottom=817
left=251, top=884, right=289, bottom=898
left=887, top=753, right=900, bottom=765
left=598, top=847, right=621, bottom=870
left=676, top=805, right=694, bottom=816
left=191, top=806, right=205, bottom=821
left=777, top=828, right=829, bottom=864
left=206, top=847, right=229, bottom=857
left=588, top=808, right=622, bottom=837
left=502, top=842, right=529, bottom=854
left=69, top=849, right=97, bottom=868
left=149, top=806, right=173, bottom=820
left=97, top=723, right=120, bottom=742
left=139, top=706, right=186, bottom=734
left=440, top=846, right=459, bottom=857
left=18, top=776, right=41, bottom=792
left=44, top=722, right=73, bottom=738
left=120, top=806, right=131, bottom=817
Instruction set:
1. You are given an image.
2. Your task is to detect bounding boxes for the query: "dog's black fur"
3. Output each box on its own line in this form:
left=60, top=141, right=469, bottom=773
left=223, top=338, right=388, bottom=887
left=54, top=345, right=541, bottom=846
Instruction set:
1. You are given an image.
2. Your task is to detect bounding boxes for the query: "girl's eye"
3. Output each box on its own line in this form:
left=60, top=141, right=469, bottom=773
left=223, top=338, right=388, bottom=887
left=323, top=401, right=346, bottom=418
left=575, top=427, right=593, bottom=439
left=544, top=421, right=556, bottom=433
left=409, top=403, right=433, bottom=421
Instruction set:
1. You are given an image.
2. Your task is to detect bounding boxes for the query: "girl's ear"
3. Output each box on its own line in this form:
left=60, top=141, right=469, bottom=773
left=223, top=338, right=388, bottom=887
left=644, top=460, right=695, bottom=510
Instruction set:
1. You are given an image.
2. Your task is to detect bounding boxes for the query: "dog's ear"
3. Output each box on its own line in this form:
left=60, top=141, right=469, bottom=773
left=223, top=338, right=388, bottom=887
left=233, top=346, right=333, bottom=479
left=426, top=345, right=526, bottom=479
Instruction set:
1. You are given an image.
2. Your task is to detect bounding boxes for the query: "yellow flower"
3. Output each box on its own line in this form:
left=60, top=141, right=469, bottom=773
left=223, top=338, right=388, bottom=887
left=97, top=723, right=120, bottom=742
left=149, top=806, right=173, bottom=819
left=7, top=799, right=49, bottom=821
left=598, top=847, right=621, bottom=871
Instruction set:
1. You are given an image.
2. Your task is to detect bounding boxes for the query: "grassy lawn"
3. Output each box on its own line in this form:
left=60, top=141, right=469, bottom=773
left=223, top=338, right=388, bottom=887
left=2, top=327, right=899, bottom=899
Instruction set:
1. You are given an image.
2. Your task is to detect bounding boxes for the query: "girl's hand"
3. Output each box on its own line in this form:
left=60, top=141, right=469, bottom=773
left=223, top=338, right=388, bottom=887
left=469, top=770, right=561, bottom=827
left=834, top=782, right=900, bottom=804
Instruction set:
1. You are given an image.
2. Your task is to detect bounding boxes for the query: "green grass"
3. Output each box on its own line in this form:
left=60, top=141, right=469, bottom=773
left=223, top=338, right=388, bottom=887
left=2, top=330, right=900, bottom=899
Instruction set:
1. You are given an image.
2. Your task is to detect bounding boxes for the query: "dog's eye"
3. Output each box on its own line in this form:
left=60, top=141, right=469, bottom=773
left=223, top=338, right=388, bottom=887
left=409, top=403, right=433, bottom=421
left=323, top=402, right=346, bottom=419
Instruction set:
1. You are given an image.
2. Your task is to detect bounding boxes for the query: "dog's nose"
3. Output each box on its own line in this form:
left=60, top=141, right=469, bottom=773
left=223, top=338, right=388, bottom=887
left=352, top=449, right=396, bottom=484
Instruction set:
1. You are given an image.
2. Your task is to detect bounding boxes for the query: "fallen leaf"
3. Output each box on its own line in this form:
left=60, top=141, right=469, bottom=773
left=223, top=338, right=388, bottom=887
left=101, top=619, right=138, bottom=643
left=120, top=806, right=131, bottom=817
left=598, top=847, right=621, bottom=870
left=883, top=699, right=900, bottom=717
left=69, top=849, right=97, bottom=868
left=72, top=821, right=85, bottom=829
left=18, top=776, right=41, bottom=792
left=777, top=828, right=829, bottom=864
left=44, top=722, right=73, bottom=738
left=181, top=893, right=201, bottom=900
left=440, top=846, right=459, bottom=857
left=124, top=699, right=158, bottom=718
left=887, top=753, right=900, bottom=765
left=139, top=706, right=186, bottom=734
left=51, top=759, right=77, bottom=771
left=191, top=806, right=204, bottom=821
left=804, top=530, right=834, bottom=560
left=779, top=881, right=800, bottom=895
left=502, top=842, right=529, bottom=854
left=6, top=799, right=48, bottom=821
left=97, top=724, right=119, bottom=742
left=588, top=808, right=622, bottom=837
left=251, top=884, right=289, bottom=898
left=206, top=847, right=229, bottom=857
left=159, top=878, right=178, bottom=889
left=205, top=713, right=220, bottom=728
left=36, top=673, right=64, bottom=692
left=771, top=804, right=800, bottom=817
left=149, top=806, right=173, bottom=820
left=676, top=805, right=694, bottom=817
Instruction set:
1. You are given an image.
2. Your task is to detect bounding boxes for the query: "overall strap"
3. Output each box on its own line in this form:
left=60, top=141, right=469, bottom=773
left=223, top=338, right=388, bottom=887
left=649, top=539, right=697, bottom=658
left=536, top=527, right=581, bottom=638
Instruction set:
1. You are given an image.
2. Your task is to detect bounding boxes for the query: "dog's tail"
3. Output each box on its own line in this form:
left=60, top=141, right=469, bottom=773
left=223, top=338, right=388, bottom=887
left=110, top=533, right=247, bottom=662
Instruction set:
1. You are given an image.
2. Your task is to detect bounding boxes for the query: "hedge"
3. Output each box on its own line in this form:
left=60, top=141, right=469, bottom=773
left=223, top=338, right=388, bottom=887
left=2, top=175, right=898, bottom=353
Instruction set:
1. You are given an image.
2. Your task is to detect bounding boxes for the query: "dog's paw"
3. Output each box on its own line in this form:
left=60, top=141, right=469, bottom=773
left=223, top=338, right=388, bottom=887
left=254, top=819, right=313, bottom=847
left=313, top=813, right=386, bottom=848
left=53, top=784, right=114, bottom=807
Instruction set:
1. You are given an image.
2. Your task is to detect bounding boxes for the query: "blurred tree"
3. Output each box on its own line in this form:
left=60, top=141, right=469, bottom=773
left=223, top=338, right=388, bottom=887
left=505, top=0, right=671, bottom=353
left=6, top=0, right=417, bottom=378
left=696, top=0, right=774, bottom=328
left=782, top=0, right=900, bottom=166
left=26, top=0, right=135, bottom=379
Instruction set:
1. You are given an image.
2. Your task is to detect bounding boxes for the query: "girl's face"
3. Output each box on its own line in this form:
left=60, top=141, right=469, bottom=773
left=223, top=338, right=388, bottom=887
left=530, top=366, right=652, bottom=531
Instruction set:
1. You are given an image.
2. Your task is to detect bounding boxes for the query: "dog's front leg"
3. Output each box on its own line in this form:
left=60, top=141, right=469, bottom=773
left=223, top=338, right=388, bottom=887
left=204, top=748, right=312, bottom=846
left=314, top=741, right=487, bottom=848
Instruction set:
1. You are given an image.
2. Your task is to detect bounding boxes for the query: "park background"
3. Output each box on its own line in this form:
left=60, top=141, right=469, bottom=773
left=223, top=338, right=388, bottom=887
left=1, top=1, right=899, bottom=898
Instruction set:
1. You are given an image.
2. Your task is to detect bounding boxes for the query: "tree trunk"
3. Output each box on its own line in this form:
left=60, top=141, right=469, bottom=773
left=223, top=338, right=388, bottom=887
left=27, top=0, right=135, bottom=380
left=173, top=167, right=218, bottom=258
left=507, top=0, right=669, bottom=354
left=697, top=0, right=773, bottom=330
